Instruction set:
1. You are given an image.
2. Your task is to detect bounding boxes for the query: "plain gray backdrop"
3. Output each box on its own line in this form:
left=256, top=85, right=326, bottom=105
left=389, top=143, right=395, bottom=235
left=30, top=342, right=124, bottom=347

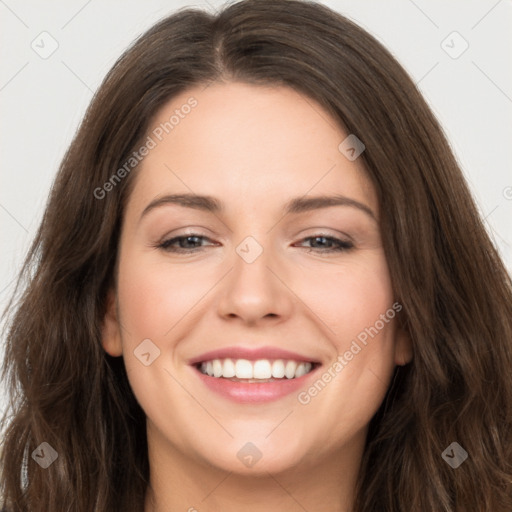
left=1, top=0, right=511, bottom=417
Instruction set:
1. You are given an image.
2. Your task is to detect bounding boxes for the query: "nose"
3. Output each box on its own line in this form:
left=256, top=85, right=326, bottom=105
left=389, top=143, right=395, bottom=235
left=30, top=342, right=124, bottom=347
left=216, top=241, right=294, bottom=326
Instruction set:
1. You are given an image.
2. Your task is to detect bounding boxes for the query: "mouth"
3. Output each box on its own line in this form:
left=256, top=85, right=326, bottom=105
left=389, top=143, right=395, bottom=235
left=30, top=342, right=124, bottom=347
left=195, top=358, right=319, bottom=382
left=189, top=347, right=322, bottom=403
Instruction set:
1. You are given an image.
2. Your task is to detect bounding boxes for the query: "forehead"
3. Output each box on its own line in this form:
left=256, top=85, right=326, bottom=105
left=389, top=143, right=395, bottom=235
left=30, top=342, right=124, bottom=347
left=126, top=81, right=377, bottom=219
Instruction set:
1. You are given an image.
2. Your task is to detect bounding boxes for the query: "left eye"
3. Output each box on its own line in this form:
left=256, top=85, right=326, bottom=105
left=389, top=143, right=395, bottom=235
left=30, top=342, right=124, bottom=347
left=157, top=234, right=354, bottom=253
left=297, top=235, right=354, bottom=253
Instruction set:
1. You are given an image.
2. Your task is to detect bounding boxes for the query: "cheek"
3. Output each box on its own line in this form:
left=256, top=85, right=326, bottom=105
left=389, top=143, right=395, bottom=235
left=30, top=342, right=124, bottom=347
left=307, top=253, right=395, bottom=344
left=299, top=258, right=398, bottom=442
left=117, top=246, right=395, bottom=350
left=115, top=250, right=205, bottom=413
left=116, top=251, right=207, bottom=342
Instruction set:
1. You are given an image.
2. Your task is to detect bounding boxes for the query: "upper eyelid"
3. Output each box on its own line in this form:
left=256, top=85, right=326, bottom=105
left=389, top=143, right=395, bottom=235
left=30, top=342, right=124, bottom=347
left=158, top=233, right=353, bottom=249
left=158, top=231, right=351, bottom=242
left=158, top=225, right=354, bottom=238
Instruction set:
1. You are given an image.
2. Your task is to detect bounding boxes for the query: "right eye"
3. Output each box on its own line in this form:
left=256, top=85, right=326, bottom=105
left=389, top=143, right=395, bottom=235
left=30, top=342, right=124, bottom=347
left=157, top=234, right=216, bottom=253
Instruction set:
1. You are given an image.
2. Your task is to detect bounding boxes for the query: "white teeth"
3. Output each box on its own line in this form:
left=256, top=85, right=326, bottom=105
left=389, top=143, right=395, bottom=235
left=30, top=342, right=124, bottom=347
left=222, top=358, right=236, bottom=378
left=253, top=359, right=272, bottom=379
left=199, top=358, right=315, bottom=380
left=285, top=360, right=297, bottom=379
left=212, top=359, right=223, bottom=378
left=235, top=359, right=253, bottom=379
left=271, top=359, right=286, bottom=378
left=295, top=362, right=308, bottom=378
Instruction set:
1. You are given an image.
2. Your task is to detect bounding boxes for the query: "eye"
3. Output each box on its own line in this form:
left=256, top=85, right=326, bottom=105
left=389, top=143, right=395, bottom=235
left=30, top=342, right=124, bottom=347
left=156, top=233, right=354, bottom=254
left=297, top=235, right=354, bottom=253
left=157, top=234, right=215, bottom=253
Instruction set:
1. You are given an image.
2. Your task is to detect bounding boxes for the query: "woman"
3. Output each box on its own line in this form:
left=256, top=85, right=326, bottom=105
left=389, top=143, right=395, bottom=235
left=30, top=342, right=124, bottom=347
left=1, top=0, right=511, bottom=510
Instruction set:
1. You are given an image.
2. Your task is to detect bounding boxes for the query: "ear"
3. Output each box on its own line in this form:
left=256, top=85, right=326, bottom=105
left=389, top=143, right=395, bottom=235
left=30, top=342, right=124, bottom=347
left=101, top=288, right=123, bottom=357
left=394, top=326, right=412, bottom=366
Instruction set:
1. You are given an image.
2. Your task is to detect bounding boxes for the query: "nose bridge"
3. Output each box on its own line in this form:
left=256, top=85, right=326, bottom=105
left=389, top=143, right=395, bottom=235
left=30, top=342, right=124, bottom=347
left=216, top=234, right=293, bottom=323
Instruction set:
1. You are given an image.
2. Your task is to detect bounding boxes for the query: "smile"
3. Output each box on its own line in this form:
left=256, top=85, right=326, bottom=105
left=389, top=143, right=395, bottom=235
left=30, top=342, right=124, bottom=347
left=189, top=346, right=322, bottom=403
left=197, top=358, right=315, bottom=381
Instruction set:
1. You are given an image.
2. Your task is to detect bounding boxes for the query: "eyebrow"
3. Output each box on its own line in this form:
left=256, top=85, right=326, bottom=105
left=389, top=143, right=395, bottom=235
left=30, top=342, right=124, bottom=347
left=139, top=193, right=377, bottom=222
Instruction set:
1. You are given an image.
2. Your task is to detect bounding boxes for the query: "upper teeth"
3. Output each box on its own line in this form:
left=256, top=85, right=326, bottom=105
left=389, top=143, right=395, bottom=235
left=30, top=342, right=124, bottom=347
left=199, top=359, right=313, bottom=380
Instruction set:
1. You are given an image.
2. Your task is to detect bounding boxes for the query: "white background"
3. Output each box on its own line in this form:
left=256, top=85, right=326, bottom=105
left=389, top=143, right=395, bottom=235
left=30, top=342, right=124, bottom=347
left=1, top=0, right=511, bottom=417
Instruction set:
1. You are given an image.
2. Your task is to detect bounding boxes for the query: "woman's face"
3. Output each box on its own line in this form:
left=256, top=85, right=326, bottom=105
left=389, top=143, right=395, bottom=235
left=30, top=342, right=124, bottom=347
left=102, top=81, right=411, bottom=475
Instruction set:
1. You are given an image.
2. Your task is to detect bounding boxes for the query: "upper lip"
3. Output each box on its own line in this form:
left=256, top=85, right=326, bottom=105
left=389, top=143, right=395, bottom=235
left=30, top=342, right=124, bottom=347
left=188, top=346, right=321, bottom=366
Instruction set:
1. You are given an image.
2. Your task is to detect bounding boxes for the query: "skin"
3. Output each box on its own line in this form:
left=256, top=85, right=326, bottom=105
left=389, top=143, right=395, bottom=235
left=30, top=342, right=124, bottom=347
left=101, top=81, right=412, bottom=512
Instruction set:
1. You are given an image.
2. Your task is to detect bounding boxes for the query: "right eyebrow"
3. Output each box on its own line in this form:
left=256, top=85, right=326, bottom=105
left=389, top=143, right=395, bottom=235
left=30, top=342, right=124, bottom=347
left=139, top=193, right=223, bottom=223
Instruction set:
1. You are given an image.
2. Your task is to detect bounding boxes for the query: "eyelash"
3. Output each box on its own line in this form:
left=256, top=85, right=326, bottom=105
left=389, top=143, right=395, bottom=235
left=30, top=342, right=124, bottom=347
left=157, top=233, right=354, bottom=254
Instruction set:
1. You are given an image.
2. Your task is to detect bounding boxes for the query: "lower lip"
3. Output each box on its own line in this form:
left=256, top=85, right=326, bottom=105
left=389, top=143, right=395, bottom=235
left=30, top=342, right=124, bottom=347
left=193, top=365, right=320, bottom=403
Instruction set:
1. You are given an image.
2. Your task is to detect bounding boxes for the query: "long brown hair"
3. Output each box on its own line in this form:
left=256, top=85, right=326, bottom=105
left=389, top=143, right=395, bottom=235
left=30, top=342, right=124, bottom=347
left=1, top=0, right=511, bottom=510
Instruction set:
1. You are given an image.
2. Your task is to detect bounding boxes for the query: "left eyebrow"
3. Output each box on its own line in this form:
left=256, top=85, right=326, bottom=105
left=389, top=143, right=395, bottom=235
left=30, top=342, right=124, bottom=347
left=138, top=192, right=376, bottom=223
left=282, top=194, right=377, bottom=222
